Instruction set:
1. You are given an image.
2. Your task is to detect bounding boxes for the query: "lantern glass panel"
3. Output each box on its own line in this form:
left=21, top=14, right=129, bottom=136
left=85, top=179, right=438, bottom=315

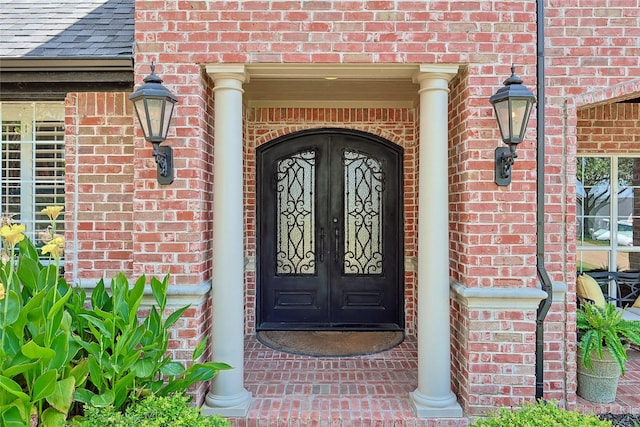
left=133, top=97, right=150, bottom=139
left=518, top=100, right=534, bottom=142
left=145, top=98, right=165, bottom=139
left=161, top=101, right=175, bottom=140
left=493, top=99, right=510, bottom=142
left=511, top=99, right=530, bottom=142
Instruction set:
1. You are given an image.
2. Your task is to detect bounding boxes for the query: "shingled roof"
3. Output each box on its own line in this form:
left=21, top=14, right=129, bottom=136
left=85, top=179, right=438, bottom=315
left=0, top=0, right=135, bottom=97
left=0, top=0, right=134, bottom=59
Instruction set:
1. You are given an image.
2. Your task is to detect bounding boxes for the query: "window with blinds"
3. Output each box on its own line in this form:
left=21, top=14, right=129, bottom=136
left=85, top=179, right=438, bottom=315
left=1, top=102, right=65, bottom=252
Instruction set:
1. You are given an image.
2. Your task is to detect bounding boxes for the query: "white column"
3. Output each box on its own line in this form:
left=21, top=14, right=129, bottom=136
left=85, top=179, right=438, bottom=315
left=410, top=65, right=463, bottom=418
left=202, top=65, right=252, bottom=417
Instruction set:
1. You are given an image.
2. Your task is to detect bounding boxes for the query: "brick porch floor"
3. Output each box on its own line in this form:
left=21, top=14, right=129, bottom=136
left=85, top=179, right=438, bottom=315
left=225, top=335, right=640, bottom=427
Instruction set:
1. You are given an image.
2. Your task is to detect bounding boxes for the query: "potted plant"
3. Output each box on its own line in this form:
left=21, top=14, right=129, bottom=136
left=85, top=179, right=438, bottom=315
left=576, top=301, right=640, bottom=403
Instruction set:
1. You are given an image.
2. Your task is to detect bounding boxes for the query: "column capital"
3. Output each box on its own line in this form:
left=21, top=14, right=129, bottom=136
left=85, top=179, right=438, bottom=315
left=205, top=63, right=249, bottom=85
left=412, top=64, right=459, bottom=88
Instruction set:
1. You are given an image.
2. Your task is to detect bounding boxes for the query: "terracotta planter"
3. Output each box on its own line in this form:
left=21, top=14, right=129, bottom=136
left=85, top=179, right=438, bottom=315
left=577, top=350, right=622, bottom=403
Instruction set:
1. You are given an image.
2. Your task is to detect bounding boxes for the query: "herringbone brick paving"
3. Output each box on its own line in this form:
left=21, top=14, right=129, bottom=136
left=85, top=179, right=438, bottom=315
left=226, top=336, right=640, bottom=426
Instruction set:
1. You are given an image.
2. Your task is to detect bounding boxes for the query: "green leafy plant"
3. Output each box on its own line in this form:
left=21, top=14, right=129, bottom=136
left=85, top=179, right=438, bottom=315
left=1, top=206, right=230, bottom=425
left=0, top=208, right=87, bottom=427
left=72, top=272, right=230, bottom=411
left=577, top=302, right=640, bottom=375
left=470, top=400, right=612, bottom=426
left=70, top=393, right=230, bottom=427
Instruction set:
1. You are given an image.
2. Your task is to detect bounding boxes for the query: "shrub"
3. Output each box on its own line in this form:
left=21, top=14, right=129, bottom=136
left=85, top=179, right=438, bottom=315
left=72, top=273, right=230, bottom=411
left=470, top=400, right=612, bottom=427
left=1, top=209, right=86, bottom=426
left=0, top=207, right=230, bottom=426
left=70, top=393, right=230, bottom=427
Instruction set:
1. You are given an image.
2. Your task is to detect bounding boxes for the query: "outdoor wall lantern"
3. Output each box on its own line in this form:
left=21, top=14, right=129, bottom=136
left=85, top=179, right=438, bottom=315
left=490, top=65, right=537, bottom=186
left=129, top=63, right=178, bottom=185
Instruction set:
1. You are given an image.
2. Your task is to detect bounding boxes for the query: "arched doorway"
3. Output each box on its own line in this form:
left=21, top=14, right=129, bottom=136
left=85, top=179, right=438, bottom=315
left=256, top=128, right=404, bottom=330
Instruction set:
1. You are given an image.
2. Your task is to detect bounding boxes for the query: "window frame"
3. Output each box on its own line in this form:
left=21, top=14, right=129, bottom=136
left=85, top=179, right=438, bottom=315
left=1, top=101, right=66, bottom=255
left=577, top=154, right=640, bottom=299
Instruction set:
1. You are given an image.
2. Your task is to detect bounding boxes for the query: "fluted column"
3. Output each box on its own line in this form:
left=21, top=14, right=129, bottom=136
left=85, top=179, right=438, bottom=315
left=410, top=65, right=463, bottom=418
left=202, top=65, right=252, bottom=417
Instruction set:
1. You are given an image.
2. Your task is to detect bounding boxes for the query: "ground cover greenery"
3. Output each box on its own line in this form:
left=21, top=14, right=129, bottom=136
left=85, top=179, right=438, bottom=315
left=69, top=393, right=230, bottom=427
left=0, top=207, right=229, bottom=426
left=470, top=400, right=613, bottom=427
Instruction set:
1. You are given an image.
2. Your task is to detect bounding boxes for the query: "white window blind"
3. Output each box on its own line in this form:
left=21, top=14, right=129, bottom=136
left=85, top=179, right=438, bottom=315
left=1, top=102, right=65, bottom=249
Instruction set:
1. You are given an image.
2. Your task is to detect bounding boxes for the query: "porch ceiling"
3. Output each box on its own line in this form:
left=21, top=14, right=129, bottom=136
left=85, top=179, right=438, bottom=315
left=242, top=64, right=421, bottom=108
left=244, top=78, right=419, bottom=108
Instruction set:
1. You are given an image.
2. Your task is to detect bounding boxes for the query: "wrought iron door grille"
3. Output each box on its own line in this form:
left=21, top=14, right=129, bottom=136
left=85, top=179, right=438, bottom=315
left=343, top=150, right=384, bottom=275
left=275, top=150, right=316, bottom=275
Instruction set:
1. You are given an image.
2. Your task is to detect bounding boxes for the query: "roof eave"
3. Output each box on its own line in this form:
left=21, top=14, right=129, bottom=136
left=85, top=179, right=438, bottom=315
left=0, top=56, right=134, bottom=73
left=0, top=56, right=135, bottom=99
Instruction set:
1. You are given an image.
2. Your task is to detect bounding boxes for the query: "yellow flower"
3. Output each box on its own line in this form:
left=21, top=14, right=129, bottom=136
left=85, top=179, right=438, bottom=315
left=0, top=282, right=4, bottom=300
left=41, top=206, right=64, bottom=221
left=41, top=237, right=64, bottom=260
left=0, top=223, right=26, bottom=247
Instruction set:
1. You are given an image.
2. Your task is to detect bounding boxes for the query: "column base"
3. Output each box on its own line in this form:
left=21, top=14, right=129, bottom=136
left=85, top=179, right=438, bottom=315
left=202, top=390, right=252, bottom=418
left=410, top=390, right=464, bottom=418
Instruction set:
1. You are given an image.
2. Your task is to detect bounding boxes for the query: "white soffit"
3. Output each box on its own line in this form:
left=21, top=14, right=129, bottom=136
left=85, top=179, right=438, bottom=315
left=242, top=64, right=421, bottom=108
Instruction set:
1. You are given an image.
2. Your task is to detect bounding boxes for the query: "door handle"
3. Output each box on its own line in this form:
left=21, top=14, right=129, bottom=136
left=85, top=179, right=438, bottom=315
left=319, top=228, right=325, bottom=262
left=334, top=228, right=340, bottom=264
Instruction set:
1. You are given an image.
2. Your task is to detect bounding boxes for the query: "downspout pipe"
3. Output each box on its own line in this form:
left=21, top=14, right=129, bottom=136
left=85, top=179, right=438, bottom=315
left=535, top=0, right=554, bottom=401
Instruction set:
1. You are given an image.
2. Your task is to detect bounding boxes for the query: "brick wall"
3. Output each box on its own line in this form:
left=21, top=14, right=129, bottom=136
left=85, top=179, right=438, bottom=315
left=57, top=0, right=640, bottom=413
left=167, top=300, right=213, bottom=406
left=466, top=308, right=538, bottom=412
left=447, top=63, right=541, bottom=414
left=546, top=2, right=640, bottom=293
left=65, top=90, right=213, bottom=404
left=132, top=0, right=541, bottom=295
left=544, top=298, right=572, bottom=404
left=450, top=297, right=469, bottom=408
left=577, top=103, right=640, bottom=154
left=64, top=92, right=135, bottom=282
left=127, top=63, right=216, bottom=286
left=64, top=82, right=216, bottom=287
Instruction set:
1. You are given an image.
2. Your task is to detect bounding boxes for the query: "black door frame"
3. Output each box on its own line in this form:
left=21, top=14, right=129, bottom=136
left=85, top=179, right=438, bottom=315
left=255, top=128, right=404, bottom=331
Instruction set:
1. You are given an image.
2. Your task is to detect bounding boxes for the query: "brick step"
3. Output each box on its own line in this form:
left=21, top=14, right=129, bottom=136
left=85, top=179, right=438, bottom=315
left=229, top=398, right=468, bottom=427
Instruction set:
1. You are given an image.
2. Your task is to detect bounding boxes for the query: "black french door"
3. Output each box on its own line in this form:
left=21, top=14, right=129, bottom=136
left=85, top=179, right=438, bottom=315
left=256, top=129, right=403, bottom=330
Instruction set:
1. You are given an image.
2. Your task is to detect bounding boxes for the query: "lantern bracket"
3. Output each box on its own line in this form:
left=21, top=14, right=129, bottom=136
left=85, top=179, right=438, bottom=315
left=495, top=146, right=517, bottom=186
left=152, top=143, right=174, bottom=185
